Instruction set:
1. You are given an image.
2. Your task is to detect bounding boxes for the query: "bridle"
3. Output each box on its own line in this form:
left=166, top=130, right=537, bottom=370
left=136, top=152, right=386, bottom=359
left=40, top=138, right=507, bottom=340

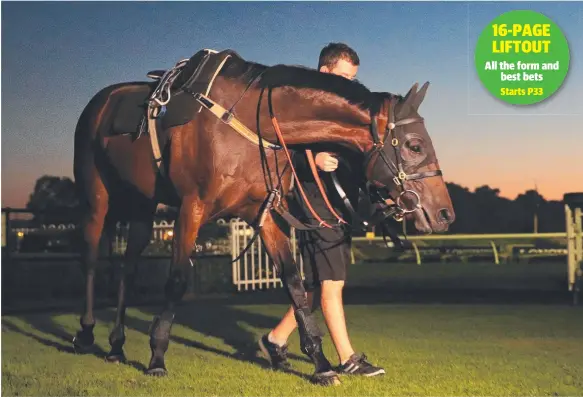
left=363, top=96, right=443, bottom=221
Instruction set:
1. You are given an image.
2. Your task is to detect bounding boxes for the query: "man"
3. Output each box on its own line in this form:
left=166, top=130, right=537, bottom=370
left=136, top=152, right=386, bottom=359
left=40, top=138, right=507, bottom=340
left=258, top=43, right=385, bottom=377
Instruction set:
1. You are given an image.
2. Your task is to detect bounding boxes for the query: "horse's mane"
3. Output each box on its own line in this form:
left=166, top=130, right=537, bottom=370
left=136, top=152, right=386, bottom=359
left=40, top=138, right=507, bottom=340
left=221, top=53, right=400, bottom=115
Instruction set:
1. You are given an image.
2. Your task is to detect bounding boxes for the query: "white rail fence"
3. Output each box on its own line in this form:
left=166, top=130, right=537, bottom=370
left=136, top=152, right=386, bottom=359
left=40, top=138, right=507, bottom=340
left=3, top=206, right=581, bottom=298
left=229, top=205, right=581, bottom=297
left=230, top=219, right=304, bottom=291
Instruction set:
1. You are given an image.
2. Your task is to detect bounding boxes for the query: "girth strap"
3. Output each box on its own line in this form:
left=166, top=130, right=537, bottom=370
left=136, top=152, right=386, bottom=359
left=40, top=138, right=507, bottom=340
left=146, top=57, right=190, bottom=174
left=148, top=105, right=165, bottom=173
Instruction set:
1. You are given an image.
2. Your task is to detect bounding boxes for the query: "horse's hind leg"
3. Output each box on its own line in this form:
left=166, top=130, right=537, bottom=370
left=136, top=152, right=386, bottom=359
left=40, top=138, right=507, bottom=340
left=146, top=197, right=206, bottom=376
left=106, top=206, right=156, bottom=363
left=260, top=214, right=339, bottom=386
left=73, top=176, right=109, bottom=353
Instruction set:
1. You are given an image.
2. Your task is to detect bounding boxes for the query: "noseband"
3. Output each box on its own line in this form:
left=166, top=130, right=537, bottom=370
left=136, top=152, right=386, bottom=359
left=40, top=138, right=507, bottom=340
left=364, top=98, right=443, bottom=220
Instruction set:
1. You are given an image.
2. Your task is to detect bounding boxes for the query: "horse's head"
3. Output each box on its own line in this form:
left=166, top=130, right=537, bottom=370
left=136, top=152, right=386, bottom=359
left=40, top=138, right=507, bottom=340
left=364, top=82, right=455, bottom=234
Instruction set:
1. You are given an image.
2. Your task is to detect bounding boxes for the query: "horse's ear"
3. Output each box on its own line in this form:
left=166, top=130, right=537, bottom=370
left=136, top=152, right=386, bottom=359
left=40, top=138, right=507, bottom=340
left=402, top=83, right=419, bottom=106
left=410, top=81, right=430, bottom=110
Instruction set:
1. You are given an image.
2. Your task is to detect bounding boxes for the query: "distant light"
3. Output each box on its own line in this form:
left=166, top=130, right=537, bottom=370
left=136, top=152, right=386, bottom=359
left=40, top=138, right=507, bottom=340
left=17, top=231, right=24, bottom=238
left=163, top=230, right=174, bottom=240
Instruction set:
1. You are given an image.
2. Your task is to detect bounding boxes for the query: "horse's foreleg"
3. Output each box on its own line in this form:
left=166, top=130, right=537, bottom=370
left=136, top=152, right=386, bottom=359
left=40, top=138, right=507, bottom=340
left=146, top=197, right=205, bottom=376
left=106, top=213, right=155, bottom=363
left=260, top=215, right=339, bottom=386
left=73, top=197, right=109, bottom=353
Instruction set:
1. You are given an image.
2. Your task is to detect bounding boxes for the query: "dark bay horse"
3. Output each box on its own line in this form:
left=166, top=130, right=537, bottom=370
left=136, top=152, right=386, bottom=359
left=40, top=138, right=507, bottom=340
left=72, top=51, right=454, bottom=385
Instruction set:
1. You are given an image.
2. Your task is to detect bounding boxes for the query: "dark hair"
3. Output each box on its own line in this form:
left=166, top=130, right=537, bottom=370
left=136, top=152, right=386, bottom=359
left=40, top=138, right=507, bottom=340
left=318, top=42, right=360, bottom=70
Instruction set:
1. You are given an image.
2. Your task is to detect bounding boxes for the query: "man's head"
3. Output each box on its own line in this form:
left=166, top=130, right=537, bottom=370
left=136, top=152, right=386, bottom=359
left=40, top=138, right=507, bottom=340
left=318, top=42, right=359, bottom=80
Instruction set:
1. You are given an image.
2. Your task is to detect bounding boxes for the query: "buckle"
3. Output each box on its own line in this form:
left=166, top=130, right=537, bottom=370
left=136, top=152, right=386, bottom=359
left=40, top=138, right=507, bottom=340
left=221, top=112, right=233, bottom=123
left=149, top=105, right=166, bottom=119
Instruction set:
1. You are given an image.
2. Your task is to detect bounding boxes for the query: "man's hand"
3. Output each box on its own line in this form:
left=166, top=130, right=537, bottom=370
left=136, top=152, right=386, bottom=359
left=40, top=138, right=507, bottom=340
left=315, top=152, right=338, bottom=172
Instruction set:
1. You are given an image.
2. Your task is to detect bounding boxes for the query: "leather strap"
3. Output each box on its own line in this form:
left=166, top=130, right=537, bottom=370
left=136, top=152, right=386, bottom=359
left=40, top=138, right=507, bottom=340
left=270, top=116, right=332, bottom=228
left=329, top=172, right=368, bottom=229
left=272, top=206, right=330, bottom=231
left=406, top=169, right=442, bottom=180
left=147, top=104, right=165, bottom=174
left=192, top=92, right=280, bottom=150
left=305, top=149, right=347, bottom=225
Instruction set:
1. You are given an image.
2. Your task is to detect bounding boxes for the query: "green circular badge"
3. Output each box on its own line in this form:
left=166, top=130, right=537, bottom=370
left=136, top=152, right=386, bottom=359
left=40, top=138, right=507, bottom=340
left=475, top=10, right=570, bottom=105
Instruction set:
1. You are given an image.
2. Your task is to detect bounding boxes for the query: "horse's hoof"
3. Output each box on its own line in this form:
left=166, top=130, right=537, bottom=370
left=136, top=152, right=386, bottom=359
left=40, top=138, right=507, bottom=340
left=105, top=353, right=126, bottom=364
left=72, top=336, right=95, bottom=354
left=310, top=370, right=341, bottom=386
left=145, top=367, right=167, bottom=377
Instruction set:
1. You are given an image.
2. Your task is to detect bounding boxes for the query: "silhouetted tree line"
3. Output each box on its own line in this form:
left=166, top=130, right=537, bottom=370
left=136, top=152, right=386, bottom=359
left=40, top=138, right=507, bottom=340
left=438, top=183, right=565, bottom=234
left=21, top=176, right=566, bottom=234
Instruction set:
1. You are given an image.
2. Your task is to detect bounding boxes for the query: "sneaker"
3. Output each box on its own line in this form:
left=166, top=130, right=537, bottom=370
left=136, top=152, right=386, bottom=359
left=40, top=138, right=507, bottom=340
left=337, top=353, right=385, bottom=377
left=258, top=334, right=291, bottom=370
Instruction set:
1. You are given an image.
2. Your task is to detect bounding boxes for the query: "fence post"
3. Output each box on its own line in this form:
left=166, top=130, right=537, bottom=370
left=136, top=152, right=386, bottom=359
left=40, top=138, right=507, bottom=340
left=230, top=220, right=238, bottom=290
left=490, top=241, right=500, bottom=265
left=576, top=208, right=583, bottom=305
left=565, top=204, right=575, bottom=292
left=564, top=193, right=583, bottom=305
left=2, top=209, right=12, bottom=259
left=1, top=211, right=5, bottom=249
left=412, top=242, right=421, bottom=265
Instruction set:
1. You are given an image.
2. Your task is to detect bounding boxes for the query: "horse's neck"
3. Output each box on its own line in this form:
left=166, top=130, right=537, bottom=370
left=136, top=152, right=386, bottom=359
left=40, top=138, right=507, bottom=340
left=266, top=88, right=374, bottom=154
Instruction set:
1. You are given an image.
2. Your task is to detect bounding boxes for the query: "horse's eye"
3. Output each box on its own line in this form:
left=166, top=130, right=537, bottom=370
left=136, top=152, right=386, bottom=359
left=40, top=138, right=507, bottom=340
left=406, top=139, right=423, bottom=154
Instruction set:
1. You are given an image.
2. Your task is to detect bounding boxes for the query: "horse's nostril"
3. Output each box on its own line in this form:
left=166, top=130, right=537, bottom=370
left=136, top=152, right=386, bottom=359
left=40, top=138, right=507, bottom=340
left=437, top=208, right=452, bottom=223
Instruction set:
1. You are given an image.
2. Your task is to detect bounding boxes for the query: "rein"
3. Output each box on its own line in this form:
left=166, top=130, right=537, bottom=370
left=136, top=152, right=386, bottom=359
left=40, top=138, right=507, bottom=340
left=269, top=114, right=357, bottom=230
left=305, top=149, right=348, bottom=225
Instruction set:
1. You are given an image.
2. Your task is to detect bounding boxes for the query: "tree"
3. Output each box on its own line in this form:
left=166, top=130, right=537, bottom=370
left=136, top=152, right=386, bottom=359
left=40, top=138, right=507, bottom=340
left=444, top=183, right=564, bottom=234
left=26, top=175, right=79, bottom=224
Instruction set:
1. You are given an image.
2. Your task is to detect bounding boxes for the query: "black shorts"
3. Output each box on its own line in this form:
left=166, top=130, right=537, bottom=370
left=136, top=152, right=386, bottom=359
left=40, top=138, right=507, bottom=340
left=299, top=226, right=352, bottom=291
left=288, top=176, right=355, bottom=291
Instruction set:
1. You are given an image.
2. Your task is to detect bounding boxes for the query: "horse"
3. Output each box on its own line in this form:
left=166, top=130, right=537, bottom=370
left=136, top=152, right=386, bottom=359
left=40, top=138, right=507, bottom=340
left=72, top=49, right=455, bottom=385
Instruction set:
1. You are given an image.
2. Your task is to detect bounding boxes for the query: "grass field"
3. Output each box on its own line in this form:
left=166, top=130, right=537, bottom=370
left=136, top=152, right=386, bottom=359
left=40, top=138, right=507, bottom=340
left=2, top=261, right=583, bottom=396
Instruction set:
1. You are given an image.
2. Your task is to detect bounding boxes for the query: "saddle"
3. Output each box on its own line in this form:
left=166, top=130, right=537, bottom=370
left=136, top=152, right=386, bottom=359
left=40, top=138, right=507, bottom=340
left=106, top=48, right=235, bottom=147
left=149, top=48, right=237, bottom=130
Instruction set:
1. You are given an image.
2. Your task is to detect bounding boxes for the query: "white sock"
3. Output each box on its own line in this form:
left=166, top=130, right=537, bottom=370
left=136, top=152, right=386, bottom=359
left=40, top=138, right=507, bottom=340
left=267, top=331, right=287, bottom=347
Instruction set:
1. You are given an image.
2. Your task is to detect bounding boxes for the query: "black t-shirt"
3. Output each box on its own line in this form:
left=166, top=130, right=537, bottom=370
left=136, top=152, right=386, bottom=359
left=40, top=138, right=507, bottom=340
left=289, top=151, right=363, bottom=222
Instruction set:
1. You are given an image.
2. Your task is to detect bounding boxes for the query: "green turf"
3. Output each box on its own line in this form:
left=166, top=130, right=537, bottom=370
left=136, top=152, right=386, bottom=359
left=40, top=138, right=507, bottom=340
left=345, top=261, right=568, bottom=291
left=2, top=301, right=583, bottom=396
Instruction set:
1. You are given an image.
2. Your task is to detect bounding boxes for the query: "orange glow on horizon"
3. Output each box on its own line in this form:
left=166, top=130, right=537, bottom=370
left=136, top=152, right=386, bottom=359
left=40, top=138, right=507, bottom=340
left=2, top=177, right=578, bottom=209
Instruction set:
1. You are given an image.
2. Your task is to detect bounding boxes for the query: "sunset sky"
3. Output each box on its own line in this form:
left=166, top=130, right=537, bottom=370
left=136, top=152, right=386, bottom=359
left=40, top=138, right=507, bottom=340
left=2, top=1, right=582, bottom=208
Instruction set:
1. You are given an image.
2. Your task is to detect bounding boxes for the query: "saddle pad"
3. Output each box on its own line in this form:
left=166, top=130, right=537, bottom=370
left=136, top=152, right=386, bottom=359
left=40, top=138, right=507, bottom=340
left=95, top=82, right=153, bottom=138
left=111, top=85, right=153, bottom=135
